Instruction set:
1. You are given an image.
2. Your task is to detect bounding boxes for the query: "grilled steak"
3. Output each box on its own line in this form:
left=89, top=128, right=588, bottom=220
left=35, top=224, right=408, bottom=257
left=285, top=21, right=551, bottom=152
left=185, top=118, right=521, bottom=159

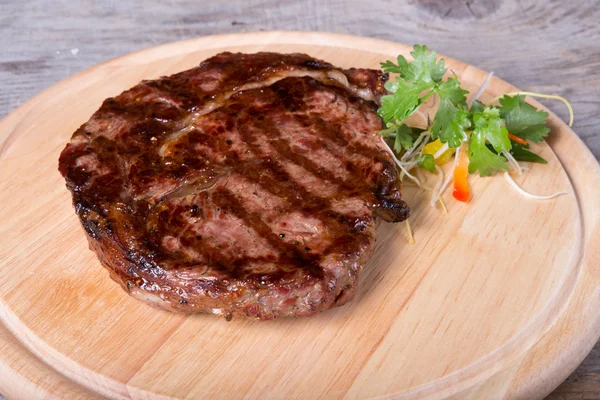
left=58, top=52, right=410, bottom=320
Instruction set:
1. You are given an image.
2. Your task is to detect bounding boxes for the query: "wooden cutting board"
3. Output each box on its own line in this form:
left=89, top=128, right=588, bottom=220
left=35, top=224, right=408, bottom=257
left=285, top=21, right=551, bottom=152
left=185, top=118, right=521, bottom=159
left=0, top=31, right=599, bottom=400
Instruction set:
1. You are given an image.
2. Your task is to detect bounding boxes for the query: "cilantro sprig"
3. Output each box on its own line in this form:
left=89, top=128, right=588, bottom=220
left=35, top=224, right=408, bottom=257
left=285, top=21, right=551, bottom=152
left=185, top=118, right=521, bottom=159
left=380, top=45, right=470, bottom=149
left=468, top=107, right=510, bottom=176
left=498, top=95, right=550, bottom=143
left=378, top=45, right=550, bottom=178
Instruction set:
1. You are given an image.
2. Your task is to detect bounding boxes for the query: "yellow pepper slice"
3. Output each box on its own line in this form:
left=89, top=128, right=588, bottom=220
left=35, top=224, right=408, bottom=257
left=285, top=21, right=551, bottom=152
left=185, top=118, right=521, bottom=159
left=422, top=139, right=455, bottom=165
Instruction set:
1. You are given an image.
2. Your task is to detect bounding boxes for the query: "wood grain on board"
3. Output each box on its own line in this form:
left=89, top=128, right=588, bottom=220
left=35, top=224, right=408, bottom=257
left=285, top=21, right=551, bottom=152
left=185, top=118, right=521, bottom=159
left=0, top=1, right=599, bottom=399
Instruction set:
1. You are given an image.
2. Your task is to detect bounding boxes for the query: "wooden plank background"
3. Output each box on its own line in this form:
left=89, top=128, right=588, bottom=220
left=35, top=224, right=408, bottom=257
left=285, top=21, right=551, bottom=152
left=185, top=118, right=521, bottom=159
left=0, top=0, right=598, bottom=398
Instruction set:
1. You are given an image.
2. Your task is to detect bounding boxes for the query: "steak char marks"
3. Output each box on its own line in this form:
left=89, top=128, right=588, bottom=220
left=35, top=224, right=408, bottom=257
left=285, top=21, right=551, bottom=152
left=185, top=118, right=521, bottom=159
left=59, top=52, right=410, bottom=320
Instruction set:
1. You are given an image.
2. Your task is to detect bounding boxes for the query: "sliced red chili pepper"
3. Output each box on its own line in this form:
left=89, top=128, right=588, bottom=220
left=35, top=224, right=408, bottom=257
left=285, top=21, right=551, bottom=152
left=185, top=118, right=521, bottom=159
left=452, top=145, right=471, bottom=202
left=508, top=133, right=528, bottom=145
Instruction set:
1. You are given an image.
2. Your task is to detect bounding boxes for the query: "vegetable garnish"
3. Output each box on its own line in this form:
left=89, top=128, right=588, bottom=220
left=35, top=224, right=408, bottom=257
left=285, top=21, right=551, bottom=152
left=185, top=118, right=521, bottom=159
left=377, top=45, right=574, bottom=211
left=491, top=92, right=574, bottom=127
left=452, top=143, right=470, bottom=202
left=405, top=220, right=415, bottom=245
left=508, top=134, right=528, bottom=146
left=503, top=172, right=570, bottom=200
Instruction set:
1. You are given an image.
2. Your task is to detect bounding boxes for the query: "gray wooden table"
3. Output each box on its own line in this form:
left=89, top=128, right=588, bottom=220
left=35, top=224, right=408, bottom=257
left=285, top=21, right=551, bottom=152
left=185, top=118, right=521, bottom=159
left=1, top=0, right=598, bottom=398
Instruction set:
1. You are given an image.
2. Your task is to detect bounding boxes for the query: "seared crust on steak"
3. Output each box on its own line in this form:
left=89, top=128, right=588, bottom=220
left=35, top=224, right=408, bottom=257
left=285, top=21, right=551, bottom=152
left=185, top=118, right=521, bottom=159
left=58, top=52, right=409, bottom=320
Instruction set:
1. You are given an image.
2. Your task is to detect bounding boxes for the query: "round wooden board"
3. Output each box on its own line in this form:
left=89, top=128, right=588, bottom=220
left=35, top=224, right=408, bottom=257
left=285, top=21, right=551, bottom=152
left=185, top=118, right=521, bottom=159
left=0, top=32, right=599, bottom=400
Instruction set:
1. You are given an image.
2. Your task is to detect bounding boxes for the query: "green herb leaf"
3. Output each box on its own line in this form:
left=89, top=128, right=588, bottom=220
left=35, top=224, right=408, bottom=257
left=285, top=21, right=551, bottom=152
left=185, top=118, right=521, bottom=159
left=468, top=135, right=509, bottom=177
left=380, top=55, right=409, bottom=75
left=467, top=106, right=511, bottom=176
left=380, top=45, right=446, bottom=84
left=394, top=124, right=415, bottom=153
left=406, top=45, right=447, bottom=83
left=417, top=154, right=436, bottom=172
left=485, top=143, right=548, bottom=165
left=498, top=95, right=550, bottom=143
left=472, top=107, right=511, bottom=152
left=378, top=80, right=433, bottom=124
left=470, top=99, right=486, bottom=113
left=509, top=143, right=548, bottom=164
left=437, top=77, right=469, bottom=106
left=430, top=98, right=471, bottom=148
